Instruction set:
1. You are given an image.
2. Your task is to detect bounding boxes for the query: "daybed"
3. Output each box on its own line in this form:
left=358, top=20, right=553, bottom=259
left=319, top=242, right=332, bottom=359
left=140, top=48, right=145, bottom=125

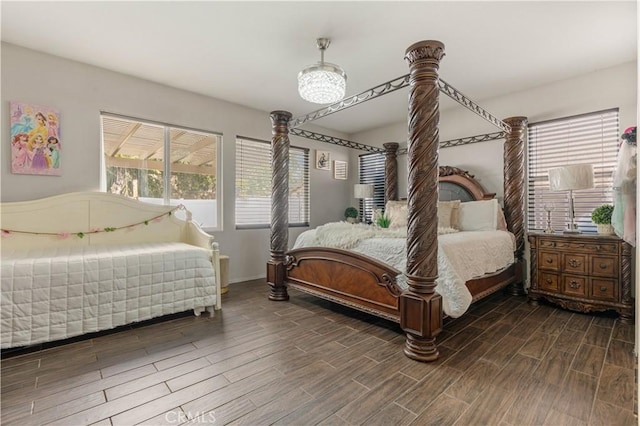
left=266, top=39, right=527, bottom=362
left=0, top=192, right=221, bottom=349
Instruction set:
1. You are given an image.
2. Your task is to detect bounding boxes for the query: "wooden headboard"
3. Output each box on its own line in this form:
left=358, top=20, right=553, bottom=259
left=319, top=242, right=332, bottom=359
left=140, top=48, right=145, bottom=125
left=401, top=166, right=496, bottom=203
left=438, top=166, right=495, bottom=201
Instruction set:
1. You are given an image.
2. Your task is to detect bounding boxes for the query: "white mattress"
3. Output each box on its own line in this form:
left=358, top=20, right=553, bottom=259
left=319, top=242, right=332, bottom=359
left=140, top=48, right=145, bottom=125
left=1, top=242, right=217, bottom=348
left=293, top=224, right=515, bottom=318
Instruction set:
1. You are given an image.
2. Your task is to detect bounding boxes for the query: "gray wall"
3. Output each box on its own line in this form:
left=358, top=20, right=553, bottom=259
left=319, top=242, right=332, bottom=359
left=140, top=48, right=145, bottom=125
left=1, top=43, right=357, bottom=283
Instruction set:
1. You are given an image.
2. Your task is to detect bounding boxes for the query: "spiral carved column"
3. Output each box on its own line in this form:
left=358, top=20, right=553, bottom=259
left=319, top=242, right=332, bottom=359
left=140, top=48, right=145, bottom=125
left=267, top=111, right=291, bottom=301
left=400, top=40, right=445, bottom=362
left=503, top=116, right=527, bottom=296
left=619, top=241, right=633, bottom=323
left=527, top=235, right=540, bottom=306
left=384, top=143, right=399, bottom=203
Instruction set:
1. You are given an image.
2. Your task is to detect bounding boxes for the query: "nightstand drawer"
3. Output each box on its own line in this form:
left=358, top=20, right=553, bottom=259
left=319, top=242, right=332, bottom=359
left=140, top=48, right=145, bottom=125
left=539, top=272, right=560, bottom=292
left=562, top=275, right=587, bottom=297
left=590, top=256, right=618, bottom=278
left=587, top=243, right=618, bottom=254
left=539, top=251, right=560, bottom=271
left=563, top=253, right=587, bottom=274
left=590, top=278, right=618, bottom=302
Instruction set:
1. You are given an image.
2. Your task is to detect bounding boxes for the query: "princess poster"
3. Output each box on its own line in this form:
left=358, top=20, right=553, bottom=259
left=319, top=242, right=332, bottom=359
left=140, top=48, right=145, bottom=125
left=10, top=101, right=62, bottom=176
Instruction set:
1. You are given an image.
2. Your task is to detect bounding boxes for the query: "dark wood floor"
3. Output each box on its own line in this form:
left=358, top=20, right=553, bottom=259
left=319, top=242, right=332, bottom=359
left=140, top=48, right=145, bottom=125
left=1, top=279, right=636, bottom=425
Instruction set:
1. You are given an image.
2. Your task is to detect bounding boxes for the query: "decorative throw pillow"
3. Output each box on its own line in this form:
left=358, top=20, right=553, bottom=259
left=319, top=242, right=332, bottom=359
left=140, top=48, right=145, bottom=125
left=459, top=199, right=499, bottom=231
left=438, top=200, right=461, bottom=229
left=385, top=200, right=408, bottom=229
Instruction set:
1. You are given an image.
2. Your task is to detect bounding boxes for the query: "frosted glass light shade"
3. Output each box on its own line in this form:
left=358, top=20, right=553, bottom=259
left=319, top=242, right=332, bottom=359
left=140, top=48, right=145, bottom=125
left=548, top=164, right=595, bottom=191
left=298, top=63, right=347, bottom=104
left=354, top=184, right=374, bottom=199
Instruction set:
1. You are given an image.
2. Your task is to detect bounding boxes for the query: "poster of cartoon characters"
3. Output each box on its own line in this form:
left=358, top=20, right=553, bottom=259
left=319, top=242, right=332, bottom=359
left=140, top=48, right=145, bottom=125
left=10, top=101, right=61, bottom=176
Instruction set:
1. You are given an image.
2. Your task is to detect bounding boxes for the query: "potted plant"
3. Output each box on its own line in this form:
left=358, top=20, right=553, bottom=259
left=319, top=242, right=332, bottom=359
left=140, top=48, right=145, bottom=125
left=371, top=208, right=391, bottom=228
left=344, top=207, right=359, bottom=224
left=591, top=204, right=614, bottom=235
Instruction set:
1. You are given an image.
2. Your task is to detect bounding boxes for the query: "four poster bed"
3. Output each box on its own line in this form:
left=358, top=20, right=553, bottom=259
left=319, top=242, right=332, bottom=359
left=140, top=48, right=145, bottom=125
left=267, top=40, right=528, bottom=362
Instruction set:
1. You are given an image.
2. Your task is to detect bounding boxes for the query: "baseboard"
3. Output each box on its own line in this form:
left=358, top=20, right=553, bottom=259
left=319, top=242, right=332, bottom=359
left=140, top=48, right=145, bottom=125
left=229, top=274, right=266, bottom=284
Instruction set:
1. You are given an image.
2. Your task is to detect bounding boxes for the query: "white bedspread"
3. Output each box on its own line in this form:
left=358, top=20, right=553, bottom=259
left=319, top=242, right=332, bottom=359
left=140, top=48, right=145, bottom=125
left=1, top=242, right=217, bottom=348
left=293, top=223, right=515, bottom=317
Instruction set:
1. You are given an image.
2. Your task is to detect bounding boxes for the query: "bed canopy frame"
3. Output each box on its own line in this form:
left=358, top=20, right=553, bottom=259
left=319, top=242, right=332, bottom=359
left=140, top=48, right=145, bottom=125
left=267, top=40, right=527, bottom=362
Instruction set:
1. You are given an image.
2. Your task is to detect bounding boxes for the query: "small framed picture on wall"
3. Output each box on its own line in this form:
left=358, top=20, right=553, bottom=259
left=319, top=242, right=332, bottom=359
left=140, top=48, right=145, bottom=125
left=334, top=160, right=348, bottom=180
left=316, top=150, right=331, bottom=170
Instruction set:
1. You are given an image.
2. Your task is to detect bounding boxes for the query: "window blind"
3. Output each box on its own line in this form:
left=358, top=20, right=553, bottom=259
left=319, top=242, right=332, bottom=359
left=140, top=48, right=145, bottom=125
left=359, top=152, right=386, bottom=223
left=235, top=137, right=309, bottom=229
left=527, top=109, right=619, bottom=233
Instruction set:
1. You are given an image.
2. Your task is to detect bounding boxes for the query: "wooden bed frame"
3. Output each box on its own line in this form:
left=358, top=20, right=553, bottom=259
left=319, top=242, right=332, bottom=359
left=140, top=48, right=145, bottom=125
left=267, top=40, right=527, bottom=362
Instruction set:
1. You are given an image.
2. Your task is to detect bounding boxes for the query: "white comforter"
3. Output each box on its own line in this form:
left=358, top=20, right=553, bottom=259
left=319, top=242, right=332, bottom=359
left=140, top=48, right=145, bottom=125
left=1, top=242, right=217, bottom=348
left=293, top=222, right=515, bottom=317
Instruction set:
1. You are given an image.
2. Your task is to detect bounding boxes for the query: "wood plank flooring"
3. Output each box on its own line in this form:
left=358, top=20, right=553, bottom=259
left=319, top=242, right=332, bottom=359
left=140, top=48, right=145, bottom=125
left=1, top=279, right=636, bottom=425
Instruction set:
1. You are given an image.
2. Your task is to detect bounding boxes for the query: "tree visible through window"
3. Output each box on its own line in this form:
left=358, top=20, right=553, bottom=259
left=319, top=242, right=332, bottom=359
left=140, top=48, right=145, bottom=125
left=101, top=114, right=221, bottom=229
left=527, top=109, right=619, bottom=233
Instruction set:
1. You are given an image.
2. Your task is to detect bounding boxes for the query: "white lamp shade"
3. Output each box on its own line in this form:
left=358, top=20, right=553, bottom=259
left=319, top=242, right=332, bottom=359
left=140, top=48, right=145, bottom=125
left=548, top=164, right=594, bottom=191
left=354, top=184, right=374, bottom=199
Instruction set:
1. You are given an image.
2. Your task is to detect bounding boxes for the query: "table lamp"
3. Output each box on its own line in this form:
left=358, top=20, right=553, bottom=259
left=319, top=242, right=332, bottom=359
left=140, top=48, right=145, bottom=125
left=548, top=164, right=594, bottom=234
left=354, top=184, right=374, bottom=222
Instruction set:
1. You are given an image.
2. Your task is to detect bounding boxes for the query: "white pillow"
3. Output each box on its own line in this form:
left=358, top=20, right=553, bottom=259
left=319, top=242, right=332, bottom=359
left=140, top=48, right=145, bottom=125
left=385, top=201, right=408, bottom=229
left=458, top=199, right=499, bottom=231
left=438, top=200, right=461, bottom=229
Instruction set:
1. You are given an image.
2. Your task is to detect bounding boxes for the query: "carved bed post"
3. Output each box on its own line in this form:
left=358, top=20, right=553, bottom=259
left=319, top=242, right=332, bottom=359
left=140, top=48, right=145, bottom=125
left=383, top=142, right=399, bottom=203
left=267, top=111, right=292, bottom=301
left=503, top=116, right=528, bottom=296
left=401, top=40, right=445, bottom=362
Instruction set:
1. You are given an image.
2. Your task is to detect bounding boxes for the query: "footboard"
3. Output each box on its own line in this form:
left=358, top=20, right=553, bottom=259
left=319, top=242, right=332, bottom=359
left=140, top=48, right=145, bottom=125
left=285, top=247, right=403, bottom=322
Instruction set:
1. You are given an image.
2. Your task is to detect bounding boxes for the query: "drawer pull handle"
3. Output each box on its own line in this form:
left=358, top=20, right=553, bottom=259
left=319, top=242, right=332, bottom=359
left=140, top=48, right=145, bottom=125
left=569, top=281, right=580, bottom=289
left=545, top=258, right=553, bottom=264
left=568, top=259, right=581, bottom=268
left=600, top=286, right=608, bottom=292
left=546, top=279, right=552, bottom=284
left=599, top=263, right=608, bottom=269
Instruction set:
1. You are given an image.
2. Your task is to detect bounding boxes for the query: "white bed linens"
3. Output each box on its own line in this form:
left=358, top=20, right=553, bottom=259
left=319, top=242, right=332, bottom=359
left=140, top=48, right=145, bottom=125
left=1, top=242, right=217, bottom=348
left=293, top=222, right=515, bottom=318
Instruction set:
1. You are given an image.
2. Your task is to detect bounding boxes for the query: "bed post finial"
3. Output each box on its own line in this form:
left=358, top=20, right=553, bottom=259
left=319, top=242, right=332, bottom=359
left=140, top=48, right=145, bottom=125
left=267, top=110, right=292, bottom=302
left=383, top=142, right=399, bottom=203
left=400, top=40, right=445, bottom=362
left=503, top=116, right=527, bottom=296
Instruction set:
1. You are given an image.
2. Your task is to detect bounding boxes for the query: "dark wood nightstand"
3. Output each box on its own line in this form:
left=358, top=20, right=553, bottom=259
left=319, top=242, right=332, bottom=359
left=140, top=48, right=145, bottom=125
left=528, top=232, right=634, bottom=323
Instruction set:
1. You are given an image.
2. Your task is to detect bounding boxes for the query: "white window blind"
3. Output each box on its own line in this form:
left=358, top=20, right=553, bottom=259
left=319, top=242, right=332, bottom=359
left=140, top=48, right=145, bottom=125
left=235, top=137, right=309, bottom=229
left=527, top=109, right=619, bottom=233
left=359, top=152, right=386, bottom=223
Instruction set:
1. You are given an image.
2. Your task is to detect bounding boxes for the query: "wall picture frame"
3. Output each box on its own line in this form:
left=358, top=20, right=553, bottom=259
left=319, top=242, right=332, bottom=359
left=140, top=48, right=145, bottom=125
left=334, top=160, right=348, bottom=180
left=10, top=101, right=62, bottom=176
left=316, top=150, right=331, bottom=170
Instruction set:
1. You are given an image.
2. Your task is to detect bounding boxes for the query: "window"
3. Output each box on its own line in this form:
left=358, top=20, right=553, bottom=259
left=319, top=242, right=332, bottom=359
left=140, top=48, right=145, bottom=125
left=235, top=137, right=309, bottom=228
left=359, top=152, right=386, bottom=223
left=101, top=113, right=221, bottom=230
left=527, top=109, right=619, bottom=233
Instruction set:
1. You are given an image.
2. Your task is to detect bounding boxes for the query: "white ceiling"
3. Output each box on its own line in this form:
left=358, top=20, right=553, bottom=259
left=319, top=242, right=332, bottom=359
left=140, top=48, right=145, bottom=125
left=1, top=1, right=637, bottom=135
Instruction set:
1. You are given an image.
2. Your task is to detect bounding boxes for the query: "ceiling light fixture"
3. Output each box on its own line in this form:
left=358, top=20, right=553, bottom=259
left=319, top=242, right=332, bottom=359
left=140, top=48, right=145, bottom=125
left=298, top=38, right=347, bottom=104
